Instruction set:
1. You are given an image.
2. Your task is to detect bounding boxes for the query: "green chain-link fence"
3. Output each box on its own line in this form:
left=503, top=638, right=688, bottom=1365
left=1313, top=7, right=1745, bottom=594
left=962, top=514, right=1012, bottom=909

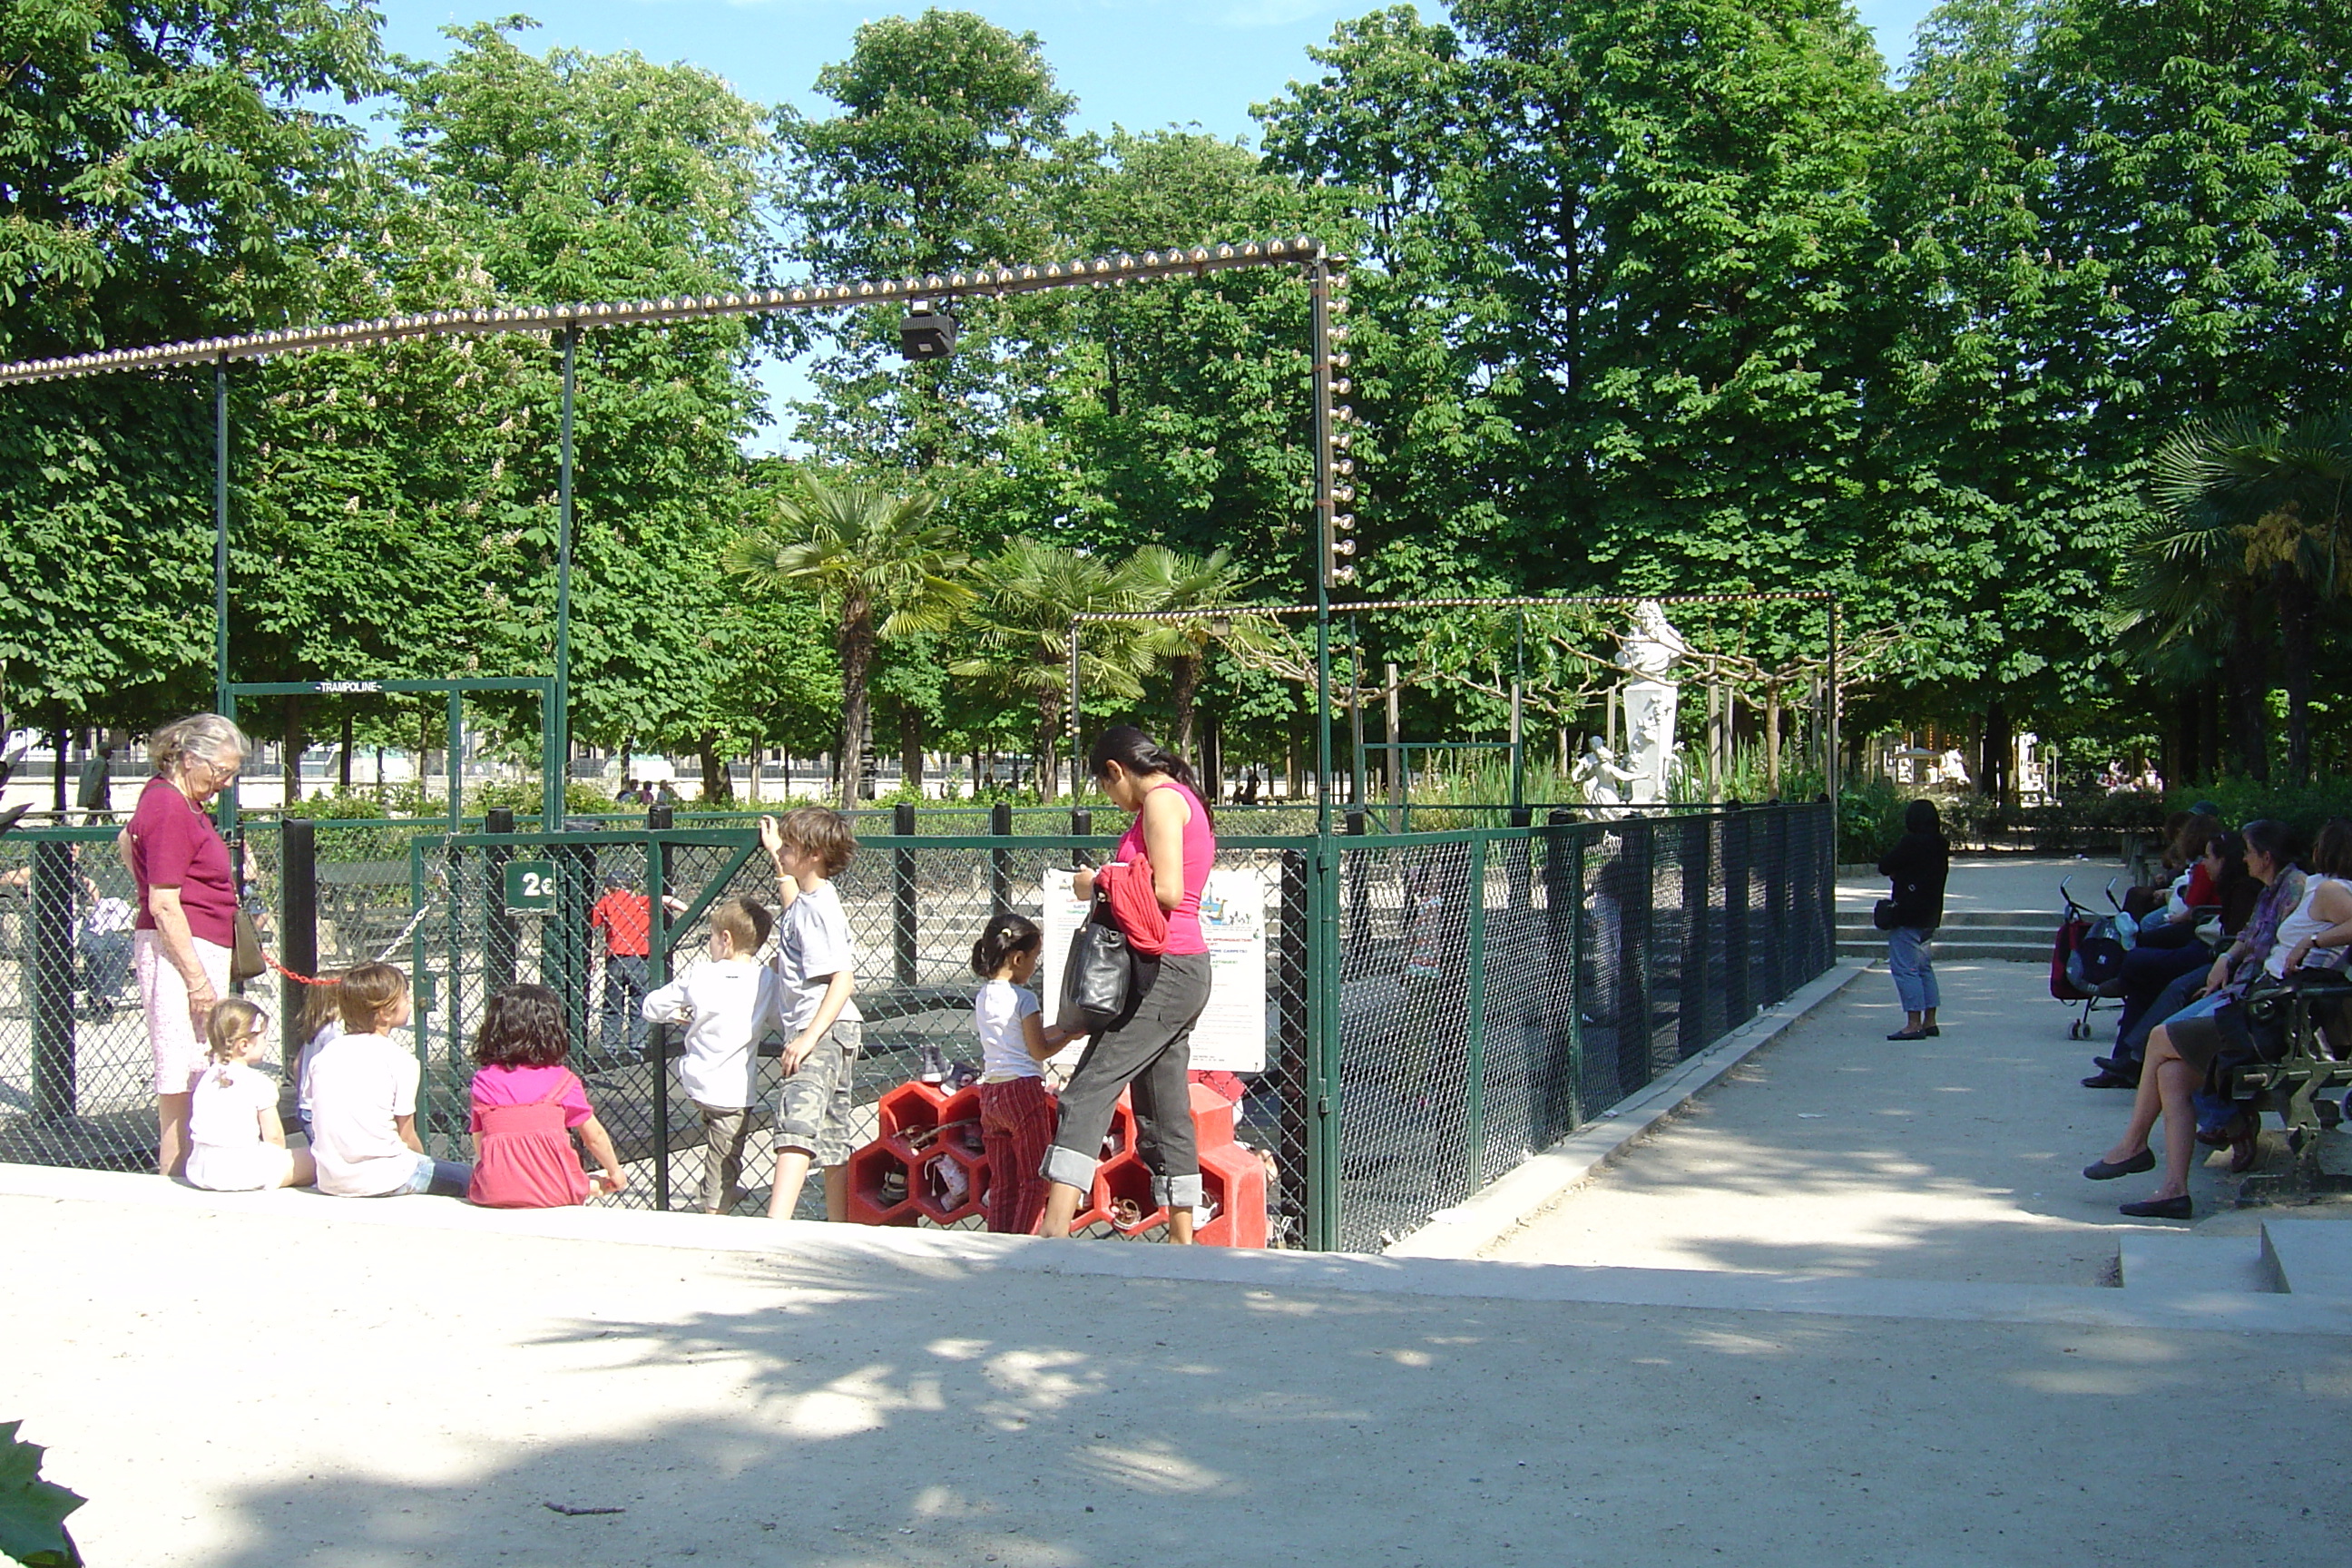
left=0, top=803, right=1832, bottom=1250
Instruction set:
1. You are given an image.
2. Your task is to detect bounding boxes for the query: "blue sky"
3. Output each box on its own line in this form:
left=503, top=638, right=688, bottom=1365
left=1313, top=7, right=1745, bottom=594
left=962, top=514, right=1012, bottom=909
left=374, top=1, right=1944, bottom=146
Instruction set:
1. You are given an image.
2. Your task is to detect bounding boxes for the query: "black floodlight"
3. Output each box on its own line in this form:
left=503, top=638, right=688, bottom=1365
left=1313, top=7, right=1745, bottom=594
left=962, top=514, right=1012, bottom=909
left=899, top=304, right=957, bottom=362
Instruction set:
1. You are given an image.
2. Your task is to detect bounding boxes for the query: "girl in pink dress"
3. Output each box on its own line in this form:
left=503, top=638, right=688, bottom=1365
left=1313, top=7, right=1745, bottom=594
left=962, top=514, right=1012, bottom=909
left=468, top=984, right=627, bottom=1208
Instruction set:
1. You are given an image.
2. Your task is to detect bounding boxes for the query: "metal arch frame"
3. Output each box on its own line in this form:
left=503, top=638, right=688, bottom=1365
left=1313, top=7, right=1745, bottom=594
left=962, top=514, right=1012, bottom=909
left=0, top=235, right=1345, bottom=794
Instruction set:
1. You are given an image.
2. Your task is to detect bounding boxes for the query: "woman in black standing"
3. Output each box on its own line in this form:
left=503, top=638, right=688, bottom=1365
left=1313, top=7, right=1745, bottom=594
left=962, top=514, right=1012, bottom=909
left=1878, top=799, right=1949, bottom=1041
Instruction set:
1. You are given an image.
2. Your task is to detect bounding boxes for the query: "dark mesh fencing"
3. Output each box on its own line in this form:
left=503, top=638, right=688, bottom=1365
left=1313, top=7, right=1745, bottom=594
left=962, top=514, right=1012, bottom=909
left=0, top=827, right=154, bottom=1170
left=1325, top=806, right=1835, bottom=1251
left=0, top=804, right=1832, bottom=1250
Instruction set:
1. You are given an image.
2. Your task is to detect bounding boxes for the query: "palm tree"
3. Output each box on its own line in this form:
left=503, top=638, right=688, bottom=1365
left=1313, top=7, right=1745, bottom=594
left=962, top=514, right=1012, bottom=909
left=1121, top=544, right=1273, bottom=757
left=725, top=472, right=972, bottom=807
left=952, top=539, right=1161, bottom=797
left=2144, top=410, right=2352, bottom=785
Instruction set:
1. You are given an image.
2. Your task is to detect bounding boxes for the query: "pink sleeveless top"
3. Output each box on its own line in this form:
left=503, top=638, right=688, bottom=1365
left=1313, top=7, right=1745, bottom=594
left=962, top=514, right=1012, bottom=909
left=1114, top=780, right=1215, bottom=956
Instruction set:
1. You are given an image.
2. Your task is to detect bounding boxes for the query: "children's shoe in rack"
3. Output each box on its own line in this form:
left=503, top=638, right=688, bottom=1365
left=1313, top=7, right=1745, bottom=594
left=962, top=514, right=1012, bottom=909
left=918, top=1044, right=948, bottom=1084
left=878, top=1171, right=907, bottom=1205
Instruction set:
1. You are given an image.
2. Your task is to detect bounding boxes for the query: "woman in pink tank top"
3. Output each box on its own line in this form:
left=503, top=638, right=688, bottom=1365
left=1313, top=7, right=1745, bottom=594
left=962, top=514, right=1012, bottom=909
left=1040, top=727, right=1218, bottom=1241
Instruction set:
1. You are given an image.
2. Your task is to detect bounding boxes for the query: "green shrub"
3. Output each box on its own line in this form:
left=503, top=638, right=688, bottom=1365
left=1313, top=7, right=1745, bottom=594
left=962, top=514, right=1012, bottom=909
left=272, top=789, right=390, bottom=821
left=470, top=779, right=627, bottom=819
left=2162, top=779, right=2352, bottom=845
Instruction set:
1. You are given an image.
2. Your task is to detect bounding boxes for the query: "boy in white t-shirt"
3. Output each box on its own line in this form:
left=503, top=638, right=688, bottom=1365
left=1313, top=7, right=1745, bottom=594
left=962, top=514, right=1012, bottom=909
left=642, top=895, right=778, bottom=1214
left=306, top=962, right=472, bottom=1198
left=759, top=807, right=861, bottom=1221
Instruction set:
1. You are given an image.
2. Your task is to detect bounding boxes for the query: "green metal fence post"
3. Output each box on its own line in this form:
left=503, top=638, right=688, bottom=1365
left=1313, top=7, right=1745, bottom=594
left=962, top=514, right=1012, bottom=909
left=1308, top=835, right=1343, bottom=1251
left=445, top=686, right=465, bottom=825
left=646, top=827, right=671, bottom=1211
left=988, top=800, right=1013, bottom=913
left=1541, top=809, right=1580, bottom=1139
left=892, top=802, right=918, bottom=985
left=551, top=326, right=578, bottom=801
left=483, top=808, right=518, bottom=997
left=1569, top=823, right=1589, bottom=1128
left=213, top=358, right=230, bottom=717
left=1459, top=833, right=1491, bottom=1182
left=279, top=817, right=318, bottom=1065
left=409, top=838, right=435, bottom=1143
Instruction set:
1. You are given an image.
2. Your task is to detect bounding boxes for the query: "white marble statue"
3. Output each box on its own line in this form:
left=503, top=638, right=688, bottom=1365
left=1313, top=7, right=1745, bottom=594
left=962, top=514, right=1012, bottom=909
left=1573, top=736, right=1641, bottom=816
left=1613, top=600, right=1689, bottom=805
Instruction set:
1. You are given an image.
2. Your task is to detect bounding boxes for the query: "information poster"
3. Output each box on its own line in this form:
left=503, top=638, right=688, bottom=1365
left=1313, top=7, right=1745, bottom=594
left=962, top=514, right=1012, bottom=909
left=1039, top=866, right=1270, bottom=1073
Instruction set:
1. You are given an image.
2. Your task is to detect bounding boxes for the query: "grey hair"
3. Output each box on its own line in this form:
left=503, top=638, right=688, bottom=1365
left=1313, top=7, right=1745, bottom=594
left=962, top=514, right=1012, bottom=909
left=149, top=713, right=251, bottom=776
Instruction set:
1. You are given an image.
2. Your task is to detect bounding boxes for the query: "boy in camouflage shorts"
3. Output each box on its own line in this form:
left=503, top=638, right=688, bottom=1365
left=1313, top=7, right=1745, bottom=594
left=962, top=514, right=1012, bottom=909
left=760, top=807, right=862, bottom=1220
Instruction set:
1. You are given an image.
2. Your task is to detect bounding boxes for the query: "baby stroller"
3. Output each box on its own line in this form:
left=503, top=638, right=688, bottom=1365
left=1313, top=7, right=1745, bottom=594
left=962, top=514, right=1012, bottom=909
left=2052, top=877, right=2134, bottom=1040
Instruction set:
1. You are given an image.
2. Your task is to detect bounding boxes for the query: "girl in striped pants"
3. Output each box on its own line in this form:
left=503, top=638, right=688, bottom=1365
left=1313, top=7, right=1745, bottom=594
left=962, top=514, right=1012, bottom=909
left=970, top=915, right=1073, bottom=1234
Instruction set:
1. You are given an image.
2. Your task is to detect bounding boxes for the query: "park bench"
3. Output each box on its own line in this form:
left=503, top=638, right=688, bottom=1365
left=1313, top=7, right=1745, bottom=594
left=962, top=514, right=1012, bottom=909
left=2228, top=974, right=2352, bottom=1202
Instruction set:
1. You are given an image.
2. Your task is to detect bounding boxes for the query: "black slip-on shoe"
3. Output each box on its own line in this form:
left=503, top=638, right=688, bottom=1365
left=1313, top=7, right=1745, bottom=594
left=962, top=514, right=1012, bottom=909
left=2083, top=1150, right=2155, bottom=1180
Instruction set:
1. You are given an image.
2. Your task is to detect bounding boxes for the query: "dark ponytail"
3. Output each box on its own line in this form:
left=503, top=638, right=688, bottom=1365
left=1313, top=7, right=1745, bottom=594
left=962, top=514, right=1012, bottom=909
left=971, top=912, right=1044, bottom=978
left=1089, top=725, right=1214, bottom=826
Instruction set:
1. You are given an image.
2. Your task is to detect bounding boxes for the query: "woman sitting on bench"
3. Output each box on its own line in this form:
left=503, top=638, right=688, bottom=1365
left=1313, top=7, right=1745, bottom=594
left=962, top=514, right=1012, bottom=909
left=2085, top=819, right=2352, bottom=1219
left=2086, top=829, right=2257, bottom=1089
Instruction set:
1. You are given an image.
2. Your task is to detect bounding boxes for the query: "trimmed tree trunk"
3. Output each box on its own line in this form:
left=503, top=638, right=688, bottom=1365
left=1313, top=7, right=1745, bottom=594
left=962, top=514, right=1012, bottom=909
left=282, top=694, right=305, bottom=806
left=1036, top=684, right=1063, bottom=799
left=1764, top=687, right=1782, bottom=799
left=898, top=705, right=924, bottom=797
left=1171, top=652, right=1201, bottom=756
left=836, top=597, right=876, bottom=808
left=698, top=731, right=731, bottom=804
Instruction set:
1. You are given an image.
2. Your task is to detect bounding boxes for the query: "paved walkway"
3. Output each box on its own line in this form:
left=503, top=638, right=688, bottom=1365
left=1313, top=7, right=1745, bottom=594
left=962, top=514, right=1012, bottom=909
left=1836, top=854, right=2112, bottom=916
left=1494, top=857, right=2342, bottom=1283
left=1488, top=959, right=2167, bottom=1283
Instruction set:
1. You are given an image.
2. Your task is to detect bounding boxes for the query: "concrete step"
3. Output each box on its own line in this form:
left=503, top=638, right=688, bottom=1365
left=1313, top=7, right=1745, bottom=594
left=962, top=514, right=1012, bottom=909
left=2260, top=1217, right=2352, bottom=1298
left=1833, top=910, right=2058, bottom=931
left=1837, top=939, right=2048, bottom=963
left=2117, top=1232, right=2280, bottom=1297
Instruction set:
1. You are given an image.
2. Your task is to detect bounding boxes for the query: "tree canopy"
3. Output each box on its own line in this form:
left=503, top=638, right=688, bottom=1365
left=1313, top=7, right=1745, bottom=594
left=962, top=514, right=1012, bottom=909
left=8, top=1, right=2352, bottom=792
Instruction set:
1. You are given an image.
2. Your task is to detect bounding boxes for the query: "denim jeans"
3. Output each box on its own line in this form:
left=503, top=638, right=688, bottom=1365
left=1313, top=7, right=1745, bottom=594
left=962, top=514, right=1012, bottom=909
left=1887, top=926, right=1938, bottom=1014
left=380, top=1154, right=472, bottom=1198
left=2111, top=945, right=2212, bottom=1062
left=599, top=954, right=650, bottom=1063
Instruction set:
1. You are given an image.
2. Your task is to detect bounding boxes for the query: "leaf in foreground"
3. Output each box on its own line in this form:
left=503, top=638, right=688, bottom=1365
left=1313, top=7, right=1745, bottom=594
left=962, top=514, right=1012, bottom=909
left=0, top=1423, right=83, bottom=1568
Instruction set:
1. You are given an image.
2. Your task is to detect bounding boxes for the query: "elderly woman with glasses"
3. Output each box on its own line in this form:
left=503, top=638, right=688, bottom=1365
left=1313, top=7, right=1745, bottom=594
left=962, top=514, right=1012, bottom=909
left=117, top=714, right=251, bottom=1176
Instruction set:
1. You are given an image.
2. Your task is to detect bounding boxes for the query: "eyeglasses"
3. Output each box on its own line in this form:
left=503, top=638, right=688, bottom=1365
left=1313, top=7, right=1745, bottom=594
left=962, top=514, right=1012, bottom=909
left=192, top=754, right=242, bottom=785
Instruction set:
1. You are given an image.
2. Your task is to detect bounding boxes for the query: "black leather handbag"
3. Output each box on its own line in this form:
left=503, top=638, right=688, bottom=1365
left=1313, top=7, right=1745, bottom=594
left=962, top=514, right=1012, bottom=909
left=1872, top=897, right=1903, bottom=932
left=1059, top=897, right=1132, bottom=1033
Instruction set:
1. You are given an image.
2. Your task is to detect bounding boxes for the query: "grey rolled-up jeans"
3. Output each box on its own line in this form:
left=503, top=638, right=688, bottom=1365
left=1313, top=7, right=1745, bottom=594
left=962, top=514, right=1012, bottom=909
left=1042, top=951, right=1211, bottom=1209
